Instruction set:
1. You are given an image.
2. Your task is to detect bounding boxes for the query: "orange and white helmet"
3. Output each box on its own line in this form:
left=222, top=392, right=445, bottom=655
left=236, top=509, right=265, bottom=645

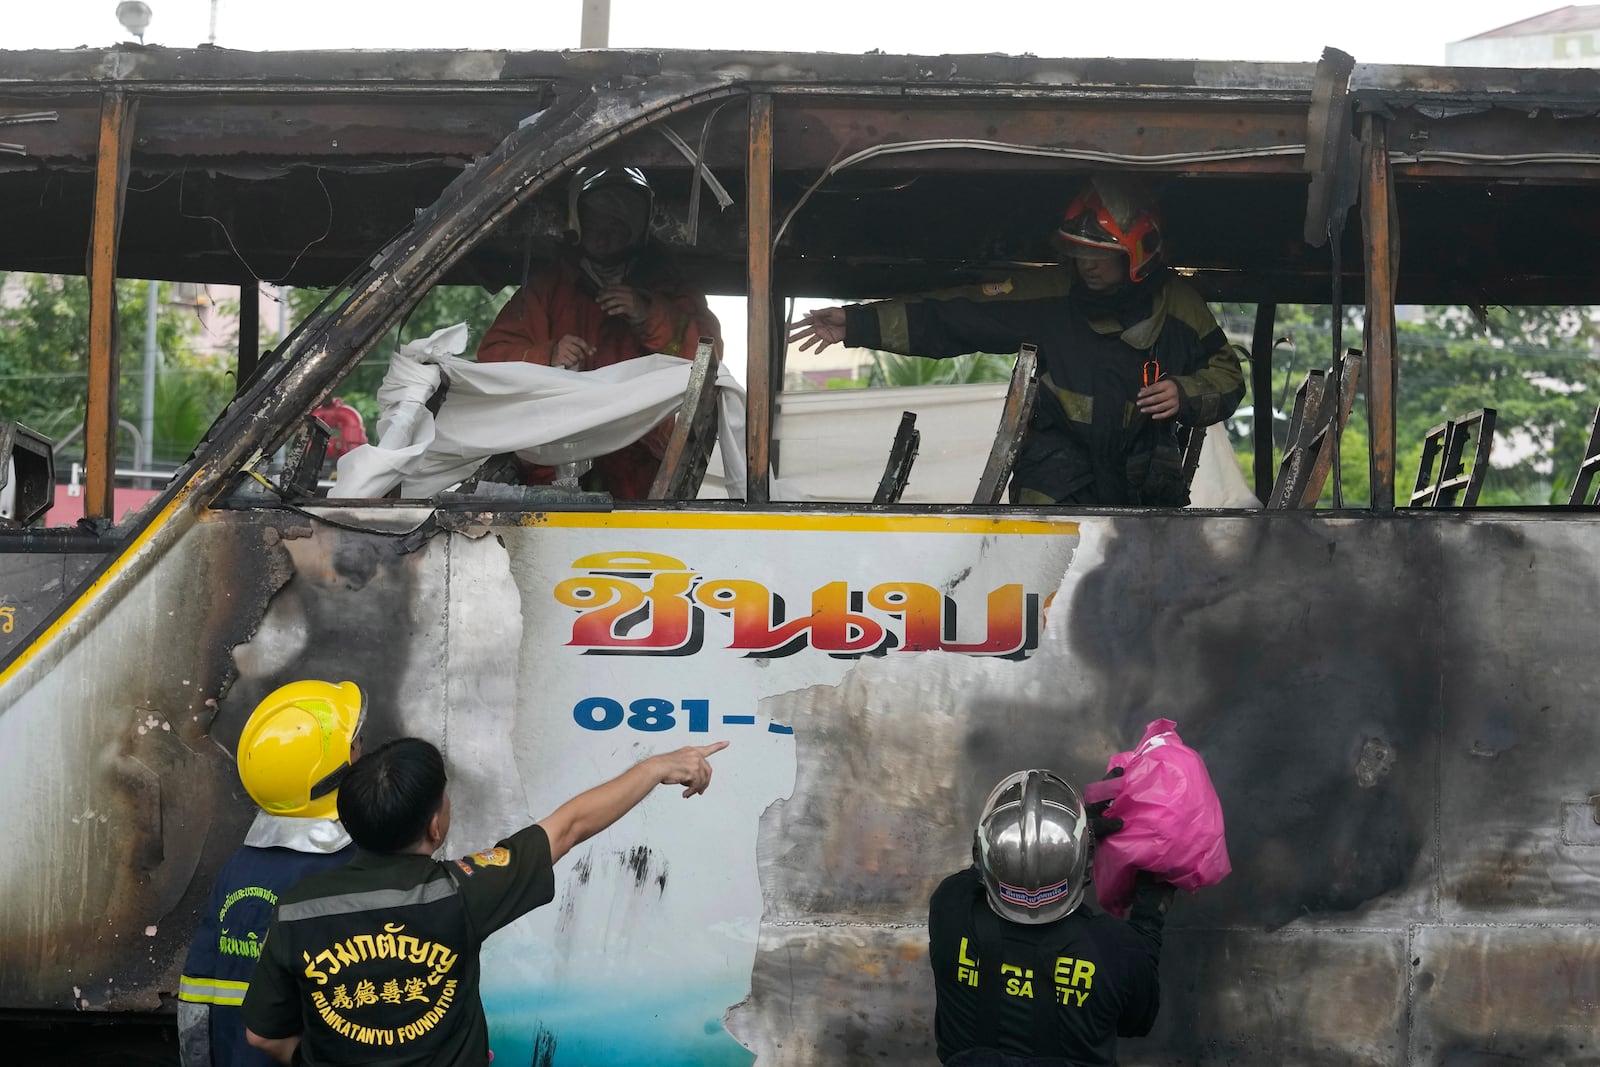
left=1052, top=176, right=1163, bottom=282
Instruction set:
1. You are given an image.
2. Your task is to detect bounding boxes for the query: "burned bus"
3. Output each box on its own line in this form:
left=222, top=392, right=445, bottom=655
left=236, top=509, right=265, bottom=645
left=1, top=44, right=1598, bottom=1065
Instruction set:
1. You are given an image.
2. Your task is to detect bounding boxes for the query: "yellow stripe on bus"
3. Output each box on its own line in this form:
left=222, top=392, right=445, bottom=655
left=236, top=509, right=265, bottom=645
left=517, top=512, right=1079, bottom=536
left=0, top=487, right=192, bottom=692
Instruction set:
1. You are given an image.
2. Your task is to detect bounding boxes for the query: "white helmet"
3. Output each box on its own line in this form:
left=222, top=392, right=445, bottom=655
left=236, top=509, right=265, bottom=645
left=974, top=769, right=1091, bottom=924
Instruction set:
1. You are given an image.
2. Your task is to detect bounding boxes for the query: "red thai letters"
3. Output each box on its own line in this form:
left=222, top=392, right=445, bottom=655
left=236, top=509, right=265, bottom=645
left=557, top=552, right=1040, bottom=659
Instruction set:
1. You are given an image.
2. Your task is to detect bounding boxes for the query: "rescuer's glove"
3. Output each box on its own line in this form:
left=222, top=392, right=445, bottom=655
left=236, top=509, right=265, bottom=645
left=1087, top=766, right=1125, bottom=839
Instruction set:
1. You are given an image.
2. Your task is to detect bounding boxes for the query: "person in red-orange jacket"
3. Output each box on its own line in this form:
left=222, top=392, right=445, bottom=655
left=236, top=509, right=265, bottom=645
left=476, top=166, right=721, bottom=499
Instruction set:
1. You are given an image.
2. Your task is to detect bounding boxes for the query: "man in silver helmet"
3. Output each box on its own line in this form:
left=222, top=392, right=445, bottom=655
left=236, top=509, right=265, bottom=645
left=927, top=769, right=1172, bottom=1066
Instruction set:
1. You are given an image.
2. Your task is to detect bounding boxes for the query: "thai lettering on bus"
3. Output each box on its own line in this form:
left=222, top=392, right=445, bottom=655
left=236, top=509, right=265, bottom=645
left=554, top=551, right=1044, bottom=659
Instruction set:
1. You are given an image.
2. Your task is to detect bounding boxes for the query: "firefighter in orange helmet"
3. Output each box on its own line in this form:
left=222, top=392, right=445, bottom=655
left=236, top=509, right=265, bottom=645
left=792, top=175, right=1245, bottom=506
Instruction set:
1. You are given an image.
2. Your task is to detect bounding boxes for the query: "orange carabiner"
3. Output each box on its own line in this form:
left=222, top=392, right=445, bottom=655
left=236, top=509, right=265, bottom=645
left=1142, top=360, right=1162, bottom=388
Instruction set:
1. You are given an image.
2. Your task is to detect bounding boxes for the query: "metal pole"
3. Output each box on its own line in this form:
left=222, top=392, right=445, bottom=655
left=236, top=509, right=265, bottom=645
left=580, top=0, right=610, bottom=47
left=1250, top=303, right=1277, bottom=504
left=141, top=280, right=158, bottom=486
left=239, top=282, right=261, bottom=393
left=1361, top=114, right=1398, bottom=511
left=1329, top=226, right=1344, bottom=509
left=209, top=0, right=220, bottom=46
left=745, top=94, right=775, bottom=505
left=85, top=90, right=136, bottom=522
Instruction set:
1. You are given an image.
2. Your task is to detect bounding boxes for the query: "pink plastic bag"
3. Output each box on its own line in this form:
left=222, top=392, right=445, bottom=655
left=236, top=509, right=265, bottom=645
left=1082, top=718, right=1231, bottom=916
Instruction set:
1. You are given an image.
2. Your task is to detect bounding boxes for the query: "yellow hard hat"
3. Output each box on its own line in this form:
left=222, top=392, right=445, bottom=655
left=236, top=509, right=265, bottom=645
left=236, top=680, right=366, bottom=820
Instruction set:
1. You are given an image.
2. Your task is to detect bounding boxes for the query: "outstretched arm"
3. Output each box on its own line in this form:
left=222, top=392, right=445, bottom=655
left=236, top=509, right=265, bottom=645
left=537, top=742, right=729, bottom=863
left=790, top=307, right=847, bottom=353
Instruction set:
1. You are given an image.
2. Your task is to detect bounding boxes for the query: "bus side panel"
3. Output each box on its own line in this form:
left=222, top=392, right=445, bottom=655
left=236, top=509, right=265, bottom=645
left=0, top=551, right=110, bottom=662
left=470, top=516, right=1077, bottom=1066
left=9, top=508, right=1600, bottom=1066
left=0, top=519, right=288, bottom=1010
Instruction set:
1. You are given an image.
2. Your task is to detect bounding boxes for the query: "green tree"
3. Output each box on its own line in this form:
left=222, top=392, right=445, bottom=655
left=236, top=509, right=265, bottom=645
left=285, top=284, right=513, bottom=426
left=0, top=274, right=230, bottom=466
left=1229, top=303, right=1600, bottom=506
left=147, top=354, right=235, bottom=465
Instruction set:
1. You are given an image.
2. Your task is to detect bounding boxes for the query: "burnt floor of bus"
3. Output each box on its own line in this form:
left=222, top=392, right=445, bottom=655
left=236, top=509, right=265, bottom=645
left=0, top=1012, right=176, bottom=1067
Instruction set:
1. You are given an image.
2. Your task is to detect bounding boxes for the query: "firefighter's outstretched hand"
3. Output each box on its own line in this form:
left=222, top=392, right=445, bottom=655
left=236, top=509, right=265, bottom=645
left=653, top=741, right=730, bottom=798
left=552, top=334, right=595, bottom=369
left=597, top=286, right=652, bottom=326
left=1136, top=378, right=1180, bottom=420
left=789, top=307, right=847, bottom=353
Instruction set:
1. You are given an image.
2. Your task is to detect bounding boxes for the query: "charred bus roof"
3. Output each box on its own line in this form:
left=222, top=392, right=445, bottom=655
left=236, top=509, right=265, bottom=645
left=5, top=46, right=1600, bottom=303
left=5, top=45, right=1600, bottom=521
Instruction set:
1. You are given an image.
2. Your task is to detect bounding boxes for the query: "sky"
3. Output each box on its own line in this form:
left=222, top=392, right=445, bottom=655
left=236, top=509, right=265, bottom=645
left=1, top=0, right=1569, bottom=66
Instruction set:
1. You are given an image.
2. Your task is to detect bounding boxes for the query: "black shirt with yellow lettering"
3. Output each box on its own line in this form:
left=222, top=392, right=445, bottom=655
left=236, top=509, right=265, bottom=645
left=928, top=866, right=1163, bottom=1065
left=241, top=823, right=555, bottom=1067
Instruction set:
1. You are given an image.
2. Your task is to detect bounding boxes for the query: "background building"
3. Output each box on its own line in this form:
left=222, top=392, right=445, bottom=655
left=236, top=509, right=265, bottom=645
left=1448, top=4, right=1600, bottom=65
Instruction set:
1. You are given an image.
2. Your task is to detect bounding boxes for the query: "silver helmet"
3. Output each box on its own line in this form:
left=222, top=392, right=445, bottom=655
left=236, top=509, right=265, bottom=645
left=974, top=769, right=1091, bottom=924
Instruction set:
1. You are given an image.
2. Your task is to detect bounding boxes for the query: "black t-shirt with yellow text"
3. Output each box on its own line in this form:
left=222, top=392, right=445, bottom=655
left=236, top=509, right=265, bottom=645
left=241, top=823, right=555, bottom=1066
left=928, top=867, right=1162, bottom=1066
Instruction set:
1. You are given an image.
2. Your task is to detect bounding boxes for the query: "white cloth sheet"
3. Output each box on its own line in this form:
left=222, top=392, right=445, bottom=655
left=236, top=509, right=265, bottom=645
left=331, top=323, right=756, bottom=500
left=331, top=323, right=1254, bottom=508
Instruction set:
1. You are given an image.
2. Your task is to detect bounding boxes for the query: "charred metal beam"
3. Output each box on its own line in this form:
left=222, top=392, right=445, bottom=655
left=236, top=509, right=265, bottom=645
left=649, top=337, right=719, bottom=501
left=1570, top=403, right=1600, bottom=505
left=1303, top=47, right=1358, bottom=248
left=1384, top=104, right=1600, bottom=180
left=746, top=93, right=775, bottom=505
left=774, top=100, right=1311, bottom=177
left=239, top=284, right=260, bottom=391
left=0, top=107, right=57, bottom=156
left=0, top=93, right=98, bottom=160
left=1410, top=409, right=1497, bottom=508
left=973, top=344, right=1039, bottom=505
left=1351, top=62, right=1600, bottom=104
left=179, top=77, right=748, bottom=522
left=1250, top=303, right=1276, bottom=505
left=1, top=92, right=543, bottom=163
left=128, top=95, right=546, bottom=161
left=0, top=46, right=1326, bottom=98
left=85, top=90, right=136, bottom=523
left=872, top=413, right=920, bottom=505
left=1362, top=113, right=1399, bottom=511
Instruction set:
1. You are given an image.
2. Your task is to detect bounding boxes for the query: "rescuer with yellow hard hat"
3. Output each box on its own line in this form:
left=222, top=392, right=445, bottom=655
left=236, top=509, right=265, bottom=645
left=236, top=679, right=366, bottom=820
left=241, top=734, right=731, bottom=1066
left=177, top=680, right=367, bottom=1067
